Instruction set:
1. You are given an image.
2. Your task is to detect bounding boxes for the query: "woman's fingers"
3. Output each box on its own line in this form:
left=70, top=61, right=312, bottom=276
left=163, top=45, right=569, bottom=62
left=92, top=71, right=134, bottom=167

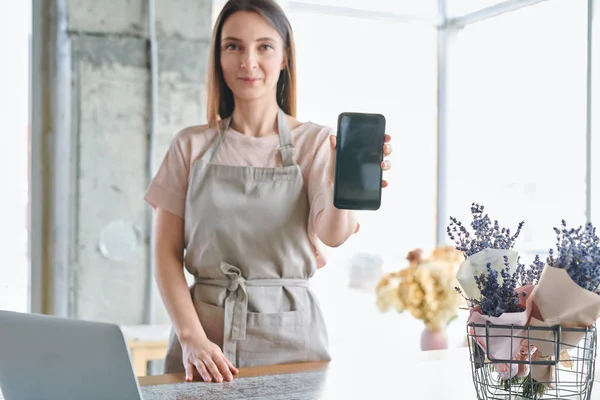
left=383, top=143, right=392, bottom=156
left=188, top=357, right=236, bottom=383
left=193, top=359, right=212, bottom=382
left=202, top=357, right=224, bottom=383
left=185, top=362, right=195, bottom=382
left=213, top=356, right=234, bottom=382
left=225, top=357, right=239, bottom=375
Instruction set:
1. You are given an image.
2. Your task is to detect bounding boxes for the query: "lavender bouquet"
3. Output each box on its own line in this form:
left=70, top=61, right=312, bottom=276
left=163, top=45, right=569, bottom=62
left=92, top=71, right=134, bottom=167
left=524, top=220, right=600, bottom=382
left=449, top=204, right=544, bottom=380
left=547, top=220, right=600, bottom=293
left=451, top=204, right=600, bottom=398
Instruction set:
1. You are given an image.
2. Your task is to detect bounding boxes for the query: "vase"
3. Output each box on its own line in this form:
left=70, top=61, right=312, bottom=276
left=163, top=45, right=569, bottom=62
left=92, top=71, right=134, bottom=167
left=420, top=326, right=448, bottom=351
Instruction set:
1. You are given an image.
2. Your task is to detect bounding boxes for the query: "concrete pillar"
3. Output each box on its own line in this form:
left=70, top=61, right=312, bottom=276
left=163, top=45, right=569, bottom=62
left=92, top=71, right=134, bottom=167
left=32, top=0, right=213, bottom=325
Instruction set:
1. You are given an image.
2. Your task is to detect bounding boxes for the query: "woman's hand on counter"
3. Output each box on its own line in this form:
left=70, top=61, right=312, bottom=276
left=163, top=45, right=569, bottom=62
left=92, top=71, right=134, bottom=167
left=181, top=335, right=239, bottom=383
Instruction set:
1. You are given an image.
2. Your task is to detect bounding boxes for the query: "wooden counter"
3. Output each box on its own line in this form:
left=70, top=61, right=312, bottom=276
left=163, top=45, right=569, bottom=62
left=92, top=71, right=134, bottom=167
left=139, top=360, right=328, bottom=386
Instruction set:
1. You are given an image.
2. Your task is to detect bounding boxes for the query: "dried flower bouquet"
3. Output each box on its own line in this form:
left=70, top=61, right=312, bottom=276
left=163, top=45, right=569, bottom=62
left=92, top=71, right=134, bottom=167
left=375, top=247, right=463, bottom=333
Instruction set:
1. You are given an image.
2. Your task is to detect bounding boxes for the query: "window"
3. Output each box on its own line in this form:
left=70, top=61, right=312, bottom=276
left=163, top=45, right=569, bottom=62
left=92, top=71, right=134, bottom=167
left=447, top=0, right=510, bottom=17
left=0, top=1, right=30, bottom=312
left=289, top=10, right=438, bottom=266
left=445, top=0, right=589, bottom=259
left=288, top=0, right=438, bottom=19
left=592, top=0, right=600, bottom=227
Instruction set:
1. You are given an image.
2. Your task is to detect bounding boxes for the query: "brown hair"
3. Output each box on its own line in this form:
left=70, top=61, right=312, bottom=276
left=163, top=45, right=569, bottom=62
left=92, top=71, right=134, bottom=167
left=206, top=0, right=297, bottom=128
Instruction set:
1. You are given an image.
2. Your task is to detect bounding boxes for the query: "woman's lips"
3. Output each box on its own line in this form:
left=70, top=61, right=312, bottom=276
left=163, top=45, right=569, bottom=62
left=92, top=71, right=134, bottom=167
left=238, top=77, right=261, bottom=84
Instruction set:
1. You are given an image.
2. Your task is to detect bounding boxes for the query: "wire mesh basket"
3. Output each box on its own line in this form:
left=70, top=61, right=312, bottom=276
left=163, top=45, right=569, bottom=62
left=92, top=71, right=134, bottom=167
left=467, top=321, right=598, bottom=400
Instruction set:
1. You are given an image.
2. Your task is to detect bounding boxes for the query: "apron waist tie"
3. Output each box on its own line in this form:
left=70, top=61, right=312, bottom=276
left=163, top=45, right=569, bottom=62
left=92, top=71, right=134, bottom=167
left=193, top=262, right=310, bottom=343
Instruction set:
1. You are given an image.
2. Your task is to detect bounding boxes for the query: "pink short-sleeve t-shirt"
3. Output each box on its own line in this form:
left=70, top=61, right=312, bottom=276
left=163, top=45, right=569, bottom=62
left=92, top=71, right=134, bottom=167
left=144, top=120, right=333, bottom=268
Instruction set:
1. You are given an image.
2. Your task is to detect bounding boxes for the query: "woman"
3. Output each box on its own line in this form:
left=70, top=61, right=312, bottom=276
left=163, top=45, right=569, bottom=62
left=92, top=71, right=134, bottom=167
left=144, top=0, right=392, bottom=384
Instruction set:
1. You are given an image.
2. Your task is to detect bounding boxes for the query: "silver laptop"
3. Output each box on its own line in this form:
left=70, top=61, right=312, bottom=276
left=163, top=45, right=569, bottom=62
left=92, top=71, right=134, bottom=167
left=0, top=310, right=144, bottom=400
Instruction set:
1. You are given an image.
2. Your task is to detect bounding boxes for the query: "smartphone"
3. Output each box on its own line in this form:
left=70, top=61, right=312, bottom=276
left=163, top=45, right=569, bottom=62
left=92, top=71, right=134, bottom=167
left=333, top=112, right=386, bottom=210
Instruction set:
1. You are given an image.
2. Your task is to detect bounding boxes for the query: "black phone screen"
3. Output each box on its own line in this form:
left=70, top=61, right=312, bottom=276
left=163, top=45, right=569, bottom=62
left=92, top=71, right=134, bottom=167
left=333, top=112, right=386, bottom=210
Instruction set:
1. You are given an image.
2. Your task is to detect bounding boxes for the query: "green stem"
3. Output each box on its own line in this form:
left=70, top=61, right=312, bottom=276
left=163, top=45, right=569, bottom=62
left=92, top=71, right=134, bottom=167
left=521, top=375, right=548, bottom=399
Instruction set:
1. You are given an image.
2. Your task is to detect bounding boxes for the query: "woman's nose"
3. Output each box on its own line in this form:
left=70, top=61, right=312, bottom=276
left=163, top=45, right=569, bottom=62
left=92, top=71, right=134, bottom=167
left=240, top=51, right=257, bottom=69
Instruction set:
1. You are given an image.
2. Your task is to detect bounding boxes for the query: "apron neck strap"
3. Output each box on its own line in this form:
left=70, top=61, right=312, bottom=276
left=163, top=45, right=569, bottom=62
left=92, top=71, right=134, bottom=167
left=276, top=107, right=295, bottom=167
left=200, top=118, right=228, bottom=164
left=202, top=108, right=295, bottom=166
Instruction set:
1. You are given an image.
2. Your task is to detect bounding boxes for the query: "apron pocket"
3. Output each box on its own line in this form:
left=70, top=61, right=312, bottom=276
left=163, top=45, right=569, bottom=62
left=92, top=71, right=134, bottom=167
left=194, top=300, right=225, bottom=349
left=237, top=309, right=309, bottom=367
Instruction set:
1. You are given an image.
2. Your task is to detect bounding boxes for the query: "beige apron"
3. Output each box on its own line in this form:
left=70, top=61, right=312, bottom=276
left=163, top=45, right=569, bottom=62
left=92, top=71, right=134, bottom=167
left=163, top=108, right=331, bottom=372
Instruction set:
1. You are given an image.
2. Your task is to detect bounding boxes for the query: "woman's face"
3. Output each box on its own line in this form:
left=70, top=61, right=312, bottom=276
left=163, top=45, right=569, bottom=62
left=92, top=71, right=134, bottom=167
left=220, top=11, right=286, bottom=103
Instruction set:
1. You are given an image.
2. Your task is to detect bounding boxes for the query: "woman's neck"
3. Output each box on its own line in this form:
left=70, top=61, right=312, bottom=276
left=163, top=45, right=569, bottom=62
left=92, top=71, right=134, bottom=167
left=230, top=97, right=280, bottom=137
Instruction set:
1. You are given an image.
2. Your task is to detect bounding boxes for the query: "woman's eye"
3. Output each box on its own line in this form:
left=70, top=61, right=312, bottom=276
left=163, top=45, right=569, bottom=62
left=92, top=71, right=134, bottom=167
left=224, top=43, right=239, bottom=51
left=260, top=44, right=274, bottom=51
